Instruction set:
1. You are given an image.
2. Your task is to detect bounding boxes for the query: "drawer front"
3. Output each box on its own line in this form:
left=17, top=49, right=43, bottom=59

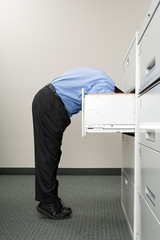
left=122, top=134, right=135, bottom=183
left=121, top=171, right=134, bottom=232
left=139, top=82, right=160, bottom=125
left=139, top=144, right=160, bottom=221
left=82, top=93, right=135, bottom=135
left=85, top=94, right=135, bottom=125
left=123, top=39, right=136, bottom=93
left=139, top=4, right=160, bottom=92
left=137, top=194, right=160, bottom=240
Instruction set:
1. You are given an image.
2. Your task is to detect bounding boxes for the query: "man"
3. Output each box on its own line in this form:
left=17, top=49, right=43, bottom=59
left=32, top=68, right=123, bottom=220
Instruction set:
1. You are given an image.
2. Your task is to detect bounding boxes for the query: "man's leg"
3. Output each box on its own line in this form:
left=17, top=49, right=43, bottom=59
left=32, top=86, right=71, bottom=219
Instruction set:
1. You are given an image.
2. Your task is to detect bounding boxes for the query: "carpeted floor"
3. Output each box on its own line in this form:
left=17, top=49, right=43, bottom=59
left=0, top=175, right=132, bottom=240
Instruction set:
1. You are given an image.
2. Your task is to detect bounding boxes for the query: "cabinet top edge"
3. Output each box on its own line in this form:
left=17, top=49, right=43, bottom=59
left=87, top=93, right=135, bottom=95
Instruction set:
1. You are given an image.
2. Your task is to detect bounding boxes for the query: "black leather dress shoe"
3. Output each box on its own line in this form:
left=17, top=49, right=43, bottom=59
left=37, top=202, right=71, bottom=220
left=56, top=197, right=72, bottom=214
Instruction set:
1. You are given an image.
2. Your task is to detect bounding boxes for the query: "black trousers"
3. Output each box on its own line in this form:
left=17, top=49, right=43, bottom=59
left=32, top=86, right=71, bottom=203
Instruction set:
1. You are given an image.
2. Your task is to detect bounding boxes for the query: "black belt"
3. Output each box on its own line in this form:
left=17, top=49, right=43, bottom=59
left=47, top=84, right=61, bottom=101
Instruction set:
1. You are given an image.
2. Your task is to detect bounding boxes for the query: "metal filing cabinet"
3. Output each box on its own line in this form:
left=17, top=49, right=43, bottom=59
left=121, top=35, right=136, bottom=238
left=135, top=1, right=160, bottom=239
left=137, top=82, right=160, bottom=239
left=81, top=1, right=160, bottom=239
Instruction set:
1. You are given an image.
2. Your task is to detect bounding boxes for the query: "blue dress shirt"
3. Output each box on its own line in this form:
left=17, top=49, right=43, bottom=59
left=50, top=68, right=115, bottom=117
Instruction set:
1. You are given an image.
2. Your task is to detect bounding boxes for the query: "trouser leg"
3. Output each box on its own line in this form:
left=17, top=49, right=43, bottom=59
left=32, top=86, right=70, bottom=203
left=33, top=117, right=63, bottom=203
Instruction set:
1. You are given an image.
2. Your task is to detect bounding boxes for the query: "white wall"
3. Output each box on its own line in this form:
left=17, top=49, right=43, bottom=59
left=0, top=0, right=152, bottom=168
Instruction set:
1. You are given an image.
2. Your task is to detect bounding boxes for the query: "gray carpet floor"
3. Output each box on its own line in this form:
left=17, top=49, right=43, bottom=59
left=0, top=175, right=132, bottom=240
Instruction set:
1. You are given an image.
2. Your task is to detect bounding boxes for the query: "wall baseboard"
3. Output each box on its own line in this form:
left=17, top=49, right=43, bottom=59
left=0, top=168, right=121, bottom=175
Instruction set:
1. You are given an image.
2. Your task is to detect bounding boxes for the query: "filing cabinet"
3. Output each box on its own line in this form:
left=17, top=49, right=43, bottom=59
left=137, top=1, right=160, bottom=236
left=121, top=36, right=136, bottom=238
left=137, top=71, right=160, bottom=240
left=121, top=1, right=160, bottom=239
left=81, top=0, right=160, bottom=239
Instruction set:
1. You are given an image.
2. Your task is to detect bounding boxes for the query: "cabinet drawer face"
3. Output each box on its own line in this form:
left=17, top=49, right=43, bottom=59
left=139, top=82, right=160, bottom=125
left=82, top=92, right=135, bottom=135
left=137, top=194, right=160, bottom=240
left=121, top=171, right=134, bottom=232
left=123, top=39, right=136, bottom=93
left=139, top=144, right=160, bottom=221
left=139, top=4, right=160, bottom=92
left=122, top=134, right=135, bottom=183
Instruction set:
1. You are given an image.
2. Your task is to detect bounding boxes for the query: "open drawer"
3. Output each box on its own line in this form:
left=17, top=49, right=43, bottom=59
left=82, top=89, right=135, bottom=136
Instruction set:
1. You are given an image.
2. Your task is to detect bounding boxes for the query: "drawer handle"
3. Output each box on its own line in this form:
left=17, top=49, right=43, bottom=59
left=126, top=58, right=129, bottom=66
left=145, top=185, right=155, bottom=207
left=125, top=178, right=128, bottom=186
left=146, top=57, right=156, bottom=75
left=146, top=130, right=155, bottom=142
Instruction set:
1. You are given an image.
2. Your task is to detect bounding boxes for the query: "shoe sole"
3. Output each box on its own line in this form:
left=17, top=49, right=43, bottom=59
left=37, top=206, right=71, bottom=220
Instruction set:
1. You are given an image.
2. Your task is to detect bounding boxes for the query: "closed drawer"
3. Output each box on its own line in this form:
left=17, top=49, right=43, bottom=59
left=138, top=3, right=160, bottom=92
left=139, top=144, right=160, bottom=221
left=122, top=134, right=135, bottom=183
left=121, top=171, right=134, bottom=232
left=137, top=193, right=160, bottom=240
left=82, top=91, right=135, bottom=136
left=139, top=82, right=160, bottom=125
left=123, top=38, right=136, bottom=93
